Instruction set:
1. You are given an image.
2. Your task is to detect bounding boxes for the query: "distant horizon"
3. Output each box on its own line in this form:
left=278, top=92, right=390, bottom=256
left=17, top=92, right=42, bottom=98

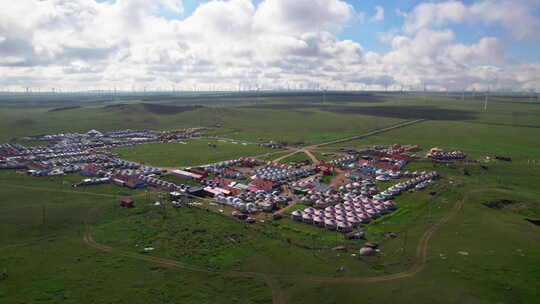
left=1, top=0, right=539, bottom=92
left=0, top=88, right=538, bottom=95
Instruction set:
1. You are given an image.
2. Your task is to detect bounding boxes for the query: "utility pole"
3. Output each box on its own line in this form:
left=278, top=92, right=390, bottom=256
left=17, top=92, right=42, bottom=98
left=42, top=204, right=46, bottom=226
left=484, top=85, right=490, bottom=112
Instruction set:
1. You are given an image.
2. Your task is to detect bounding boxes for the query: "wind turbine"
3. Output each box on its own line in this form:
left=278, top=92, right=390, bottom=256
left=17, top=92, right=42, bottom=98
left=483, top=85, right=490, bottom=112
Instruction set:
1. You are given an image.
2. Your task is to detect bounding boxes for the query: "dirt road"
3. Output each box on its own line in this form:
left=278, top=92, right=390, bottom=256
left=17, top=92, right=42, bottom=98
left=83, top=225, right=286, bottom=304
left=83, top=187, right=473, bottom=303
left=283, top=191, right=465, bottom=283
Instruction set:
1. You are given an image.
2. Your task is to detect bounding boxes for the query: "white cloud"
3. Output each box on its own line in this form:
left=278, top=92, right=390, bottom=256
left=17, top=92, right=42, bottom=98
left=405, top=0, right=540, bottom=40
left=0, top=0, right=537, bottom=92
left=370, top=6, right=384, bottom=22
left=253, top=0, right=355, bottom=35
left=447, top=37, right=507, bottom=64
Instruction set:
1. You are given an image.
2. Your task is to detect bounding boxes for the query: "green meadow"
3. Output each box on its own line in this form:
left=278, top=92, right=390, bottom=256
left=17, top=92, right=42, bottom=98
left=111, top=139, right=275, bottom=168
left=1, top=92, right=539, bottom=303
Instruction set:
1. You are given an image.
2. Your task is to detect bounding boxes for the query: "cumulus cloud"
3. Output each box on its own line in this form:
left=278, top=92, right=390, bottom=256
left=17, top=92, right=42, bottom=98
left=405, top=0, right=540, bottom=40
left=0, top=0, right=537, bottom=92
left=253, top=0, right=355, bottom=34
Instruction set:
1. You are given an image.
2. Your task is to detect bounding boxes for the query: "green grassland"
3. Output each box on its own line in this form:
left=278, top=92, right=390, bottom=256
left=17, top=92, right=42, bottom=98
left=1, top=92, right=540, bottom=303
left=111, top=139, right=275, bottom=167
left=312, top=151, right=341, bottom=162
left=279, top=152, right=312, bottom=164
left=256, top=151, right=292, bottom=162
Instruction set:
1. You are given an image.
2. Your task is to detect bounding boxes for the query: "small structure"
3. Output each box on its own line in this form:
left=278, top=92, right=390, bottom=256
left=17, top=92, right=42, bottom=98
left=250, top=178, right=279, bottom=191
left=120, top=198, right=134, bottom=208
left=80, top=165, right=100, bottom=177
left=359, top=247, right=375, bottom=256
left=346, top=231, right=365, bottom=240
left=112, top=174, right=147, bottom=189
left=291, top=210, right=303, bottom=221
left=171, top=169, right=204, bottom=180
left=495, top=155, right=512, bottom=162
left=170, top=191, right=184, bottom=200
left=87, top=129, right=103, bottom=137
left=364, top=242, right=379, bottom=249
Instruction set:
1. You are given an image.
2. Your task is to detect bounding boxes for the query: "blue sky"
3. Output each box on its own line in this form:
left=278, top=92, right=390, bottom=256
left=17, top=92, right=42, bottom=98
left=170, top=0, right=540, bottom=62
left=2, top=0, right=539, bottom=91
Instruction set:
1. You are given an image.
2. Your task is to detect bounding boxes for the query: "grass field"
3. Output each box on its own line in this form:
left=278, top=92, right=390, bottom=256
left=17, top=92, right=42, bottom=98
left=279, top=152, right=312, bottom=164
left=111, top=139, right=276, bottom=167
left=1, top=92, right=539, bottom=303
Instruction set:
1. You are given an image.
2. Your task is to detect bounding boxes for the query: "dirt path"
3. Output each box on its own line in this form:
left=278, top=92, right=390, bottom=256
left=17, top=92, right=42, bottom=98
left=82, top=188, right=472, bottom=304
left=83, top=225, right=286, bottom=304
left=282, top=191, right=465, bottom=283
left=149, top=120, right=426, bottom=171
left=303, top=149, right=319, bottom=163
left=262, top=119, right=425, bottom=166
left=273, top=185, right=300, bottom=215
left=312, top=119, right=426, bottom=148
left=272, top=149, right=301, bottom=163
left=329, top=169, right=348, bottom=188
left=77, top=118, right=452, bottom=303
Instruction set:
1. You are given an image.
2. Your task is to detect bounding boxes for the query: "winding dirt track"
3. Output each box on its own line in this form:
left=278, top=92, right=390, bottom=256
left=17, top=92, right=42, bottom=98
left=83, top=226, right=286, bottom=304
left=266, top=119, right=426, bottom=164
left=284, top=195, right=465, bottom=283
left=83, top=190, right=465, bottom=303
left=79, top=118, right=450, bottom=303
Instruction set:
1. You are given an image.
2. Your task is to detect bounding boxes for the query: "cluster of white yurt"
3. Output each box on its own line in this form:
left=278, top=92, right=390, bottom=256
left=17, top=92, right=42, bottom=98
left=292, top=202, right=388, bottom=233
left=203, top=159, right=240, bottom=172
left=290, top=179, right=318, bottom=189
left=215, top=195, right=257, bottom=212
left=338, top=181, right=379, bottom=197
left=292, top=198, right=398, bottom=232
left=252, top=166, right=317, bottom=182
left=292, top=191, right=399, bottom=231
left=217, top=169, right=245, bottom=179
left=330, top=156, right=357, bottom=169
left=215, top=191, right=291, bottom=213
left=401, top=171, right=424, bottom=177
left=375, top=171, right=439, bottom=200
left=299, top=189, right=341, bottom=208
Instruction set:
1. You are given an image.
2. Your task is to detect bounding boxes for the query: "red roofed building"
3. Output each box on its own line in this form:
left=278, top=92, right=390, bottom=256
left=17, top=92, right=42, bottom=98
left=317, top=162, right=333, bottom=175
left=224, top=186, right=243, bottom=196
left=112, top=173, right=147, bottom=189
left=392, top=154, right=411, bottom=161
left=375, top=162, right=400, bottom=171
left=26, top=161, right=50, bottom=171
left=250, top=178, right=279, bottom=191
left=120, top=198, right=135, bottom=208
left=187, top=168, right=208, bottom=178
left=80, top=165, right=100, bottom=177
